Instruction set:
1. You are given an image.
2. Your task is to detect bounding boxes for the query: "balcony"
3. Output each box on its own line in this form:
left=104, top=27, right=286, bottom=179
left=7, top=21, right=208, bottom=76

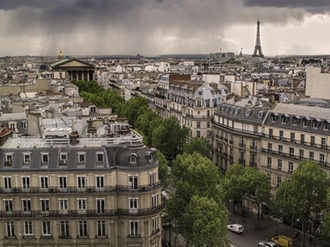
left=250, top=145, right=257, bottom=151
left=0, top=204, right=165, bottom=218
left=238, top=143, right=246, bottom=149
left=0, top=182, right=163, bottom=194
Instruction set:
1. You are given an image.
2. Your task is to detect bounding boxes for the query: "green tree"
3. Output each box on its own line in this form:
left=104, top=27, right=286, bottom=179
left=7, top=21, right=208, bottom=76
left=166, top=153, right=226, bottom=245
left=156, top=151, right=170, bottom=189
left=120, top=97, right=149, bottom=126
left=243, top=167, right=271, bottom=229
left=135, top=108, right=161, bottom=146
left=182, top=196, right=229, bottom=247
left=152, top=116, right=190, bottom=159
left=222, top=164, right=246, bottom=212
left=183, top=137, right=211, bottom=159
left=274, top=161, right=330, bottom=247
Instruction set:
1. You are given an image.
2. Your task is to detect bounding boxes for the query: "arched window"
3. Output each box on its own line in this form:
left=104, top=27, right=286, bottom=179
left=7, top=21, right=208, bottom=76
left=129, top=154, right=137, bottom=165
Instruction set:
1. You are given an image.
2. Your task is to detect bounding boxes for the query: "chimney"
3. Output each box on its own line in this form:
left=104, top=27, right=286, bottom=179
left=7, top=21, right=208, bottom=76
left=69, top=131, right=79, bottom=145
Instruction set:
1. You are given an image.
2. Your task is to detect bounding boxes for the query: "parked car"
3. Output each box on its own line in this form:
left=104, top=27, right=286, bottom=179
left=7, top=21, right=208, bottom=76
left=258, top=241, right=279, bottom=247
left=227, top=223, right=244, bottom=234
left=271, top=235, right=293, bottom=247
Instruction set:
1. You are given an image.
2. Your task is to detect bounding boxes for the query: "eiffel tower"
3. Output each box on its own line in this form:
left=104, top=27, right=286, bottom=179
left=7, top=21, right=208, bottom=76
left=252, top=20, right=264, bottom=57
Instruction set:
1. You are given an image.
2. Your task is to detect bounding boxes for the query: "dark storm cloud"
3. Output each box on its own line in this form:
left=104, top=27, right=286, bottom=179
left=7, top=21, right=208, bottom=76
left=243, top=0, right=330, bottom=13
left=0, top=0, right=328, bottom=56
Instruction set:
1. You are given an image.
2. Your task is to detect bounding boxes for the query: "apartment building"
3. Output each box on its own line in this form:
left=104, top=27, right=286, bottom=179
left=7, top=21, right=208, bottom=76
left=212, top=96, right=271, bottom=172
left=261, top=103, right=330, bottom=189
left=166, top=80, right=227, bottom=142
left=0, top=120, right=164, bottom=247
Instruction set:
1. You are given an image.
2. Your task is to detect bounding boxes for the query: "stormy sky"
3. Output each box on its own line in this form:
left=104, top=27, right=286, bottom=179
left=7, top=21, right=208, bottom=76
left=0, top=0, right=330, bottom=57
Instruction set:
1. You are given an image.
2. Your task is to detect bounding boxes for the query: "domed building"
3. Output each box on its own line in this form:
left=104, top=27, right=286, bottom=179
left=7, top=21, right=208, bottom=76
left=166, top=79, right=229, bottom=142
left=57, top=50, right=64, bottom=60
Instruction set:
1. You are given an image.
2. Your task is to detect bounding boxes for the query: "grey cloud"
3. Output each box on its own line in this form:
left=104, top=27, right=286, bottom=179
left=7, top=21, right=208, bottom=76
left=243, top=0, right=330, bottom=13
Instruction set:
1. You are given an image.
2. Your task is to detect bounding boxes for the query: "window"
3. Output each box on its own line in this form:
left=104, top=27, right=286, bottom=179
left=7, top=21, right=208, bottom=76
left=4, top=200, right=13, bottom=212
left=288, top=162, right=294, bottom=173
left=196, top=100, right=202, bottom=107
left=278, top=145, right=283, bottom=155
left=279, top=131, right=283, bottom=140
left=152, top=194, right=158, bottom=208
left=197, top=122, right=201, bottom=128
left=301, top=134, right=305, bottom=144
left=129, top=221, right=139, bottom=236
left=3, top=177, right=12, bottom=190
left=310, top=152, right=314, bottom=160
left=277, top=159, right=282, bottom=170
left=22, top=176, right=30, bottom=190
left=96, top=198, right=105, bottom=214
left=78, top=221, right=88, bottom=238
left=59, top=199, right=68, bottom=214
left=289, top=147, right=294, bottom=157
left=40, top=176, right=49, bottom=189
left=322, top=138, right=327, bottom=149
left=313, top=120, right=319, bottom=129
left=129, top=198, right=138, bottom=213
left=96, top=152, right=104, bottom=163
left=271, top=115, right=276, bottom=122
left=4, top=154, right=13, bottom=166
left=42, top=221, right=51, bottom=236
left=320, top=154, right=325, bottom=165
left=303, top=119, right=308, bottom=127
left=311, top=136, right=315, bottom=146
left=252, top=139, right=256, bottom=148
left=41, top=153, right=49, bottom=163
left=269, top=129, right=273, bottom=137
left=267, top=174, right=271, bottom=183
left=290, top=132, right=295, bottom=142
left=281, top=116, right=286, bottom=124
left=59, top=153, right=67, bottom=165
left=267, top=143, right=272, bottom=152
left=299, top=149, right=304, bottom=159
left=324, top=123, right=329, bottom=130
left=96, top=176, right=104, bottom=190
left=129, top=154, right=137, bottom=165
left=97, top=221, right=106, bottom=237
left=196, top=130, right=201, bottom=138
left=277, top=176, right=282, bottom=188
left=78, top=153, right=86, bottom=163
left=40, top=199, right=50, bottom=212
left=77, top=198, right=87, bottom=214
left=77, top=176, right=86, bottom=190
left=152, top=216, right=160, bottom=233
left=129, top=176, right=138, bottom=190
left=58, top=176, right=67, bottom=190
left=150, top=172, right=156, bottom=187
left=23, top=153, right=31, bottom=163
left=22, top=199, right=31, bottom=212
left=267, top=157, right=272, bottom=167
left=60, top=221, right=70, bottom=237
left=24, top=221, right=33, bottom=237
left=6, top=222, right=15, bottom=238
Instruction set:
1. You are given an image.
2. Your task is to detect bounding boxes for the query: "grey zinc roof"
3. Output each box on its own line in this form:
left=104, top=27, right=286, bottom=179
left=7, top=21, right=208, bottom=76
left=272, top=103, right=330, bottom=120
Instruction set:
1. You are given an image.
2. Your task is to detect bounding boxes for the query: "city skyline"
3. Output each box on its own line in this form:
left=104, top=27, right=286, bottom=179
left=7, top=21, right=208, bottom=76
left=1, top=0, right=330, bottom=57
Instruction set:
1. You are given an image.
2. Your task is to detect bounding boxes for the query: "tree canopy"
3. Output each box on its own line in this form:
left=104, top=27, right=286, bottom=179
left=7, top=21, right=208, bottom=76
left=183, top=137, right=211, bottom=159
left=273, top=161, right=330, bottom=246
left=166, top=152, right=228, bottom=246
left=152, top=116, right=190, bottom=159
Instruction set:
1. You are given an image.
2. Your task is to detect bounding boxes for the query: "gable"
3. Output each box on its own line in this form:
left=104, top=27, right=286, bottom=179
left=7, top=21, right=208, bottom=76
left=51, top=58, right=94, bottom=69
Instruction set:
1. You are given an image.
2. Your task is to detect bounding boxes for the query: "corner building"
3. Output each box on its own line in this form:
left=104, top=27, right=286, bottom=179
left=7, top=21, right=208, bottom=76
left=0, top=130, right=164, bottom=247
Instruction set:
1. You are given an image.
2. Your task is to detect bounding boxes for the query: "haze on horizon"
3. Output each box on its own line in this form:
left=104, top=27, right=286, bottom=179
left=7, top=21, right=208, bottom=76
left=1, top=0, right=330, bottom=57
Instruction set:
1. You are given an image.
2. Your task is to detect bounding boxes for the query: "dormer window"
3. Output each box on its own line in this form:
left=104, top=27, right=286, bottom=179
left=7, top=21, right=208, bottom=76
left=41, top=153, right=49, bottom=163
left=271, top=113, right=278, bottom=122
left=96, top=152, right=104, bottom=163
left=246, top=109, right=252, bottom=116
left=313, top=119, right=321, bottom=129
left=59, top=153, right=67, bottom=166
left=5, top=153, right=13, bottom=166
left=146, top=151, right=154, bottom=163
left=78, top=152, right=86, bottom=164
left=235, top=108, right=241, bottom=115
left=293, top=116, right=300, bottom=125
left=281, top=114, right=289, bottom=124
left=303, top=117, right=310, bottom=127
left=23, top=152, right=31, bottom=164
left=258, top=111, right=264, bottom=118
left=129, top=154, right=137, bottom=165
left=324, top=122, right=329, bottom=130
